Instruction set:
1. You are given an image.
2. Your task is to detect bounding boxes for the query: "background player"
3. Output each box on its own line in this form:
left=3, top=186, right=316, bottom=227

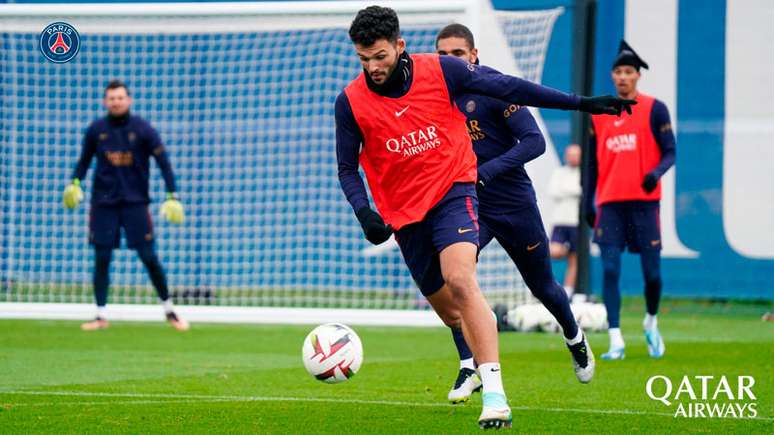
left=337, top=7, right=630, bottom=428
left=583, top=41, right=676, bottom=360
left=548, top=143, right=582, bottom=299
left=63, top=80, right=189, bottom=332
left=434, top=24, right=593, bottom=405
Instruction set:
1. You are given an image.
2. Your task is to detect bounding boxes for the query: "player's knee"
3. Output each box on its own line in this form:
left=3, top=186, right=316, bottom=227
left=443, top=270, right=476, bottom=297
left=135, top=244, right=159, bottom=265
left=549, top=243, right=566, bottom=259
left=438, top=310, right=462, bottom=328
left=601, top=259, right=620, bottom=279
left=528, top=279, right=562, bottom=302
left=94, top=246, right=112, bottom=266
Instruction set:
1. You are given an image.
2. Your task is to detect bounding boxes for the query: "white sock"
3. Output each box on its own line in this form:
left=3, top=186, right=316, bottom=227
left=460, top=358, right=475, bottom=371
left=643, top=313, right=657, bottom=330
left=478, top=362, right=505, bottom=395
left=96, top=305, right=107, bottom=320
left=565, top=327, right=583, bottom=346
left=564, top=287, right=575, bottom=298
left=161, top=298, right=174, bottom=314
left=608, top=327, right=625, bottom=349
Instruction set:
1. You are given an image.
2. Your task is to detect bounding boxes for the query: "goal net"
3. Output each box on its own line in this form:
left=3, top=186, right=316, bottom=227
left=0, top=2, right=563, bottom=313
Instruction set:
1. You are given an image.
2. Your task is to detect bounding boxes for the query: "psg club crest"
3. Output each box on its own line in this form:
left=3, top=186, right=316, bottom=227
left=39, top=22, right=80, bottom=63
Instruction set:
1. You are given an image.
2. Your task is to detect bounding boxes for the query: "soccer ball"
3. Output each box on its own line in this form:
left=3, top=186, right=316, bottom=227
left=302, top=323, right=363, bottom=383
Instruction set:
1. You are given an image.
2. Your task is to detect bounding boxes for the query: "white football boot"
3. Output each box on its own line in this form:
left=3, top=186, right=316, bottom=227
left=447, top=367, right=482, bottom=404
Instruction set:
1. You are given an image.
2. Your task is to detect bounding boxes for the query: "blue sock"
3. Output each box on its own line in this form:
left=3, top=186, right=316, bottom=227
left=93, top=246, right=112, bottom=308
left=600, top=245, right=623, bottom=329
left=136, top=244, right=170, bottom=301
left=640, top=250, right=662, bottom=316
left=451, top=327, right=473, bottom=361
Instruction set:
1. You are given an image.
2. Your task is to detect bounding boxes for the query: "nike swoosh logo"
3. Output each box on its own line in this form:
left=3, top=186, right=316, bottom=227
left=490, top=368, right=500, bottom=372
left=458, top=228, right=473, bottom=234
left=395, top=106, right=409, bottom=117
left=527, top=242, right=541, bottom=251
left=614, top=119, right=625, bottom=127
left=651, top=240, right=661, bottom=246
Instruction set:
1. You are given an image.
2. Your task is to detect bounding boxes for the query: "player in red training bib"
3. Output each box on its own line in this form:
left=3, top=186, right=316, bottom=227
left=337, top=6, right=634, bottom=429
left=583, top=41, right=676, bottom=361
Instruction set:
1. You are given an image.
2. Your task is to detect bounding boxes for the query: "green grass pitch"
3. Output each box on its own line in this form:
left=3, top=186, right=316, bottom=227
left=0, top=300, right=772, bottom=433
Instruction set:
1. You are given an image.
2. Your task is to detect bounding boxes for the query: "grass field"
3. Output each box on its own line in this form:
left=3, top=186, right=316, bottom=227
left=0, top=300, right=772, bottom=433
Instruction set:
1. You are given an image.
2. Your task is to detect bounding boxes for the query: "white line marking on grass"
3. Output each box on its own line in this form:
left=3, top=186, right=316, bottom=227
left=2, top=390, right=455, bottom=409
left=2, top=390, right=772, bottom=422
left=3, top=399, right=233, bottom=407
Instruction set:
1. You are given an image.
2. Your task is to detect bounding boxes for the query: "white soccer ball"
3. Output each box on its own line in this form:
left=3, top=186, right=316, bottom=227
left=302, top=323, right=363, bottom=383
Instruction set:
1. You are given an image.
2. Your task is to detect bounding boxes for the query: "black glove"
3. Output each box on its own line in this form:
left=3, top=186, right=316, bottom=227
left=476, top=178, right=486, bottom=192
left=583, top=200, right=596, bottom=228
left=355, top=207, right=393, bottom=245
left=585, top=210, right=596, bottom=228
left=579, top=95, right=637, bottom=116
left=642, top=172, right=659, bottom=193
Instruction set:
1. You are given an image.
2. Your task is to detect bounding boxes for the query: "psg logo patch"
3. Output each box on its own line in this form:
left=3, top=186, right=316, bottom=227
left=39, top=22, right=80, bottom=63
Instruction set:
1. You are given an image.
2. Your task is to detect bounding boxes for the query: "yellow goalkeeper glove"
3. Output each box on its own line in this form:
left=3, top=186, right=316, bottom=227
left=63, top=178, right=84, bottom=209
left=160, top=192, right=185, bottom=224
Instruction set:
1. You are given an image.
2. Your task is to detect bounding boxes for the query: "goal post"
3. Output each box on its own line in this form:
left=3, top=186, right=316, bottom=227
left=0, top=1, right=564, bottom=325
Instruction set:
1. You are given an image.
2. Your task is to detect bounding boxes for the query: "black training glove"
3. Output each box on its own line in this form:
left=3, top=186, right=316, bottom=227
left=355, top=207, right=393, bottom=245
left=585, top=211, right=596, bottom=228
left=642, top=172, right=659, bottom=193
left=476, top=178, right=486, bottom=192
left=583, top=199, right=596, bottom=228
left=579, top=95, right=637, bottom=116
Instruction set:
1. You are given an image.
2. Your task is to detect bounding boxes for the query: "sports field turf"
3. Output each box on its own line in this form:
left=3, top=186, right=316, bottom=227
left=0, top=300, right=771, bottom=433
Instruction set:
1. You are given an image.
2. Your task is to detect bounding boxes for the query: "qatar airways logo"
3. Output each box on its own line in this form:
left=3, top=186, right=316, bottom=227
left=606, top=133, right=637, bottom=153
left=646, top=375, right=758, bottom=419
left=385, top=125, right=442, bottom=157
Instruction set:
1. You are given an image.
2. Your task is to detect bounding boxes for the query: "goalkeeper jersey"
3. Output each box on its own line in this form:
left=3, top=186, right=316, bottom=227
left=72, top=113, right=176, bottom=206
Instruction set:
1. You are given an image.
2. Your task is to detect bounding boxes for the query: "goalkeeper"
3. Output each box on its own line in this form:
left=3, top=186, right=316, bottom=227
left=63, top=80, right=188, bottom=331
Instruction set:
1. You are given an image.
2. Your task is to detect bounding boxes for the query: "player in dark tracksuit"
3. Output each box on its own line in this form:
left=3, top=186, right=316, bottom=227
left=434, top=24, right=594, bottom=403
left=63, top=80, right=188, bottom=331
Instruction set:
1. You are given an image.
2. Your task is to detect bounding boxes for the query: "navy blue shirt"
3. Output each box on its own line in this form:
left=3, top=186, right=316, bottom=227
left=72, top=113, right=176, bottom=206
left=584, top=99, right=676, bottom=209
left=456, top=92, right=544, bottom=214
left=336, top=54, right=581, bottom=214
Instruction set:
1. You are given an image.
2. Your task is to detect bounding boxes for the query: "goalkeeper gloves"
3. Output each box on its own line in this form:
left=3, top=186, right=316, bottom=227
left=160, top=192, right=185, bottom=224
left=63, top=178, right=84, bottom=209
left=642, top=172, right=659, bottom=193
left=579, top=95, right=637, bottom=116
left=355, top=207, right=393, bottom=245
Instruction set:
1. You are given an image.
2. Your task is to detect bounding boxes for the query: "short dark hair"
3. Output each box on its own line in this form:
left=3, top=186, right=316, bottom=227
left=436, top=23, right=475, bottom=50
left=105, top=79, right=129, bottom=96
left=349, top=6, right=400, bottom=46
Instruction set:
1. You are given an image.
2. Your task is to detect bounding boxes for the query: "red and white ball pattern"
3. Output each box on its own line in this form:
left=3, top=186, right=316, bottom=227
left=302, top=323, right=363, bottom=383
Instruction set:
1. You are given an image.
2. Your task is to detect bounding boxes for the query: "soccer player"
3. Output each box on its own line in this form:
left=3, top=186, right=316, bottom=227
left=337, top=7, right=631, bottom=428
left=583, top=41, right=676, bottom=360
left=548, top=144, right=582, bottom=298
left=63, top=80, right=189, bottom=332
left=434, top=24, right=593, bottom=405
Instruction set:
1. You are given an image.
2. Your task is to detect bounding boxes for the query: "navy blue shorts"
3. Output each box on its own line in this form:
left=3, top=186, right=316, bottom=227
left=593, top=200, right=661, bottom=252
left=479, top=204, right=555, bottom=291
left=550, top=225, right=578, bottom=253
left=89, top=203, right=154, bottom=249
left=395, top=184, right=479, bottom=297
